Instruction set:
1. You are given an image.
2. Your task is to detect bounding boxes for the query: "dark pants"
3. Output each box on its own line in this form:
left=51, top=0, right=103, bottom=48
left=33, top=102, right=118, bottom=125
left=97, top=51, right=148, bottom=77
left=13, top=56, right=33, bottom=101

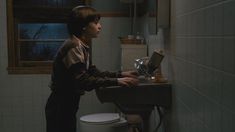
left=45, top=92, right=80, bottom=132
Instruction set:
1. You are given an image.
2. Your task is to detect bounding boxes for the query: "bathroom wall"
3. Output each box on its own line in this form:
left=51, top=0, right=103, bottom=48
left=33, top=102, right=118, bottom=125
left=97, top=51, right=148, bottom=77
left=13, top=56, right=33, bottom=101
left=169, top=0, right=235, bottom=132
left=0, top=0, right=131, bottom=132
left=2, top=0, right=234, bottom=132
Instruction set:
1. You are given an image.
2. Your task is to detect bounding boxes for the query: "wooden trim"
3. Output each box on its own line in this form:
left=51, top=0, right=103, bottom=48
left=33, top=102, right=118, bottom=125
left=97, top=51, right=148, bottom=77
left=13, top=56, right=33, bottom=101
left=14, top=7, right=71, bottom=20
left=98, top=12, right=156, bottom=17
left=13, top=7, right=135, bottom=19
left=7, top=66, right=52, bottom=74
left=18, top=39, right=65, bottom=42
left=99, top=12, right=129, bottom=17
left=13, top=6, right=155, bottom=18
left=19, top=61, right=53, bottom=66
left=7, top=0, right=17, bottom=67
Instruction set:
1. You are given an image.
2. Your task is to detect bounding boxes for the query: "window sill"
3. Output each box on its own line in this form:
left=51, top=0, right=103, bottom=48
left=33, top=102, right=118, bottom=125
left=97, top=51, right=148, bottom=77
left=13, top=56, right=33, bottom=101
left=7, top=66, right=52, bottom=74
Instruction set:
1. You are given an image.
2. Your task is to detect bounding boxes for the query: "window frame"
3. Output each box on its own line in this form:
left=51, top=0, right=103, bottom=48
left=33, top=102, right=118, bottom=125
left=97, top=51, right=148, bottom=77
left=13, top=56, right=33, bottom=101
left=7, top=0, right=87, bottom=74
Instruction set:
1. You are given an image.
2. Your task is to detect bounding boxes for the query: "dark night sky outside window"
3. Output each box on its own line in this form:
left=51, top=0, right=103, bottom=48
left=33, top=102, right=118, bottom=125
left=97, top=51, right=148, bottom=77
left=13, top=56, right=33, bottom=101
left=18, top=23, right=68, bottom=61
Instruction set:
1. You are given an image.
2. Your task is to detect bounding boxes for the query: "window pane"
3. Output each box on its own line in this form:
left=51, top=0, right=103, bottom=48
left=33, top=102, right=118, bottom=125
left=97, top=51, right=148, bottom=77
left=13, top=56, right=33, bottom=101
left=19, top=23, right=69, bottom=40
left=19, top=42, right=62, bottom=61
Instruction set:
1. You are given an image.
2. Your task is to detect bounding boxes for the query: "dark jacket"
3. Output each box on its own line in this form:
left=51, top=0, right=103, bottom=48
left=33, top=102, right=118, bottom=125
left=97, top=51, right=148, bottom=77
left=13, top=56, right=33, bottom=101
left=50, top=36, right=121, bottom=94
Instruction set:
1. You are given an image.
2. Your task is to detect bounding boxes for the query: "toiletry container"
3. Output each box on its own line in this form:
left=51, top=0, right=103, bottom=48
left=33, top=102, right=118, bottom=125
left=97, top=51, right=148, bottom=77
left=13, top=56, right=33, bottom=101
left=79, top=113, right=128, bottom=132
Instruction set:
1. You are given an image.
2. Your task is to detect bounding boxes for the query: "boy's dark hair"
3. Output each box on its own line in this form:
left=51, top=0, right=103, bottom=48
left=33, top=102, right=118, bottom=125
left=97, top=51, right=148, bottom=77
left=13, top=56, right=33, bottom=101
left=67, top=6, right=100, bottom=37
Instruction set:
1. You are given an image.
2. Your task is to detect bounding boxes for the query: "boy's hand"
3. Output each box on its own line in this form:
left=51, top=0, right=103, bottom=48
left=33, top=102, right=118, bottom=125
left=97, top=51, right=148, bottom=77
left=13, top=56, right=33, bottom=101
left=117, top=77, right=139, bottom=87
left=121, top=71, right=139, bottom=78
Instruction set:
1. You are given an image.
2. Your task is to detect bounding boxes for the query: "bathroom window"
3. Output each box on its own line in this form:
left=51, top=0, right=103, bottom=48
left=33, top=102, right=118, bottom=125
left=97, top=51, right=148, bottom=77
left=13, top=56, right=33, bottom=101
left=18, top=23, right=68, bottom=63
left=7, top=0, right=89, bottom=74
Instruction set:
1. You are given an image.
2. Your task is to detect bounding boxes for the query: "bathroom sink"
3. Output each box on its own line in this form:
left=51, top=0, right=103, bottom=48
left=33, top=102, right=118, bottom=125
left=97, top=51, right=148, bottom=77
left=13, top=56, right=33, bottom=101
left=95, top=81, right=172, bottom=112
left=96, top=81, right=171, bottom=132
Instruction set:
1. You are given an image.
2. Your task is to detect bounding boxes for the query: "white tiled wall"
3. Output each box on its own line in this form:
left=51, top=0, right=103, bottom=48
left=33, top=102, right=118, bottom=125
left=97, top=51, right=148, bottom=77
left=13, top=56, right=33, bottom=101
left=92, top=17, right=131, bottom=71
left=0, top=0, right=131, bottom=132
left=169, top=0, right=235, bottom=132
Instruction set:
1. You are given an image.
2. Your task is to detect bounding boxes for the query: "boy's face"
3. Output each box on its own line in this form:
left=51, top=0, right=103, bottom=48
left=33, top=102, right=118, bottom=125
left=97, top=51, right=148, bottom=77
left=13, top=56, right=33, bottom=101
left=84, top=20, right=102, bottom=38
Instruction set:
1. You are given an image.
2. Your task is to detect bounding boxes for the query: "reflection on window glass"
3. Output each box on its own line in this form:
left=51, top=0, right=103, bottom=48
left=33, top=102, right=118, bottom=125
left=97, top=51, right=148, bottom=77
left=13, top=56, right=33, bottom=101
left=20, top=42, right=61, bottom=61
left=18, top=23, right=69, bottom=61
left=19, top=23, right=69, bottom=39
